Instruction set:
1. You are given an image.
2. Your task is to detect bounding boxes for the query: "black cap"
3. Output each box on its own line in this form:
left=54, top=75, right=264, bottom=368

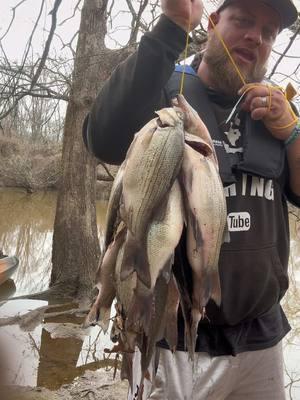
left=217, top=0, right=298, bottom=29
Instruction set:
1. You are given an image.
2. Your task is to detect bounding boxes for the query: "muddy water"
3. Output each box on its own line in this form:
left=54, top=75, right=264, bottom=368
left=0, top=189, right=299, bottom=397
left=0, top=189, right=112, bottom=390
left=0, top=189, right=107, bottom=296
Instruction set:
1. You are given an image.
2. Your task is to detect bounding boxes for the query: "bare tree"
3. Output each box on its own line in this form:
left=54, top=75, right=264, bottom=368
left=50, top=0, right=139, bottom=299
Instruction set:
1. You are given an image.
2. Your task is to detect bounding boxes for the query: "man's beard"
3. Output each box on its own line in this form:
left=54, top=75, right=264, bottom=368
left=203, top=33, right=267, bottom=98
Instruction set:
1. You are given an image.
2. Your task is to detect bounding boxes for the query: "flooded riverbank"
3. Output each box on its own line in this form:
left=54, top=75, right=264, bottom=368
left=0, top=189, right=299, bottom=398
left=0, top=189, right=128, bottom=399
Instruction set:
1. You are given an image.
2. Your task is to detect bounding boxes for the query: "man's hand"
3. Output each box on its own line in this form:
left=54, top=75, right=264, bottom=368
left=239, top=83, right=298, bottom=141
left=161, top=0, right=203, bottom=32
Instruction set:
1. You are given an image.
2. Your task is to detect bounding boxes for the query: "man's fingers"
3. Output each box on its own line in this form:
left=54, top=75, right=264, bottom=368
left=250, top=107, right=269, bottom=121
left=161, top=0, right=203, bottom=32
left=249, top=96, right=269, bottom=111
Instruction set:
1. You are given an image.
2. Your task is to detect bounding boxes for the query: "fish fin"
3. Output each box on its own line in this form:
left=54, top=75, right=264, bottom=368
left=187, top=209, right=204, bottom=251
left=119, top=260, right=134, bottom=281
left=144, top=369, right=151, bottom=382
left=137, top=380, right=144, bottom=400
left=124, top=331, right=140, bottom=353
left=209, top=268, right=222, bottom=306
left=142, top=343, right=161, bottom=384
left=137, top=339, right=150, bottom=399
left=164, top=317, right=178, bottom=353
left=194, top=267, right=222, bottom=308
left=98, top=307, right=112, bottom=333
left=82, top=302, right=100, bottom=328
left=83, top=303, right=112, bottom=333
left=160, top=256, right=173, bottom=283
left=163, top=276, right=179, bottom=351
left=121, top=232, right=151, bottom=288
left=179, top=171, right=204, bottom=252
left=121, top=352, right=134, bottom=390
left=110, top=319, right=120, bottom=343
left=184, top=326, right=194, bottom=361
left=172, top=268, right=194, bottom=358
left=140, top=335, right=155, bottom=382
left=193, top=279, right=208, bottom=312
left=223, top=223, right=231, bottom=243
left=189, top=308, right=202, bottom=360
left=126, top=289, right=153, bottom=336
left=184, top=134, right=213, bottom=157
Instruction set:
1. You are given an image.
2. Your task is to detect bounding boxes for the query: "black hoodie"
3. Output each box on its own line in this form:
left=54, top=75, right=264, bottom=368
left=83, top=15, right=300, bottom=356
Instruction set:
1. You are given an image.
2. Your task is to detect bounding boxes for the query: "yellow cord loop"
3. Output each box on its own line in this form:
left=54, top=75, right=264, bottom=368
left=267, top=85, right=272, bottom=112
left=179, top=6, right=299, bottom=131
left=242, top=84, right=298, bottom=130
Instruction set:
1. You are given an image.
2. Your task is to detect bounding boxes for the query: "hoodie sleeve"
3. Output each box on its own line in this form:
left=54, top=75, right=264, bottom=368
left=83, top=15, right=187, bottom=165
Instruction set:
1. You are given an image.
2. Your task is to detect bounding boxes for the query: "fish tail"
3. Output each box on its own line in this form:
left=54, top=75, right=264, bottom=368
left=209, top=268, right=222, bottom=306
left=98, top=307, right=112, bottom=333
left=223, top=224, right=231, bottom=243
left=184, top=325, right=194, bottom=361
left=164, top=318, right=178, bottom=353
left=163, top=276, right=179, bottom=351
left=192, top=271, right=209, bottom=312
left=190, top=308, right=202, bottom=359
left=119, top=232, right=135, bottom=280
left=82, top=302, right=100, bottom=328
left=137, top=379, right=145, bottom=400
left=121, top=232, right=151, bottom=288
left=121, top=352, right=134, bottom=391
left=138, top=340, right=151, bottom=398
left=140, top=335, right=154, bottom=381
left=193, top=266, right=221, bottom=310
left=124, top=331, right=140, bottom=352
left=126, top=290, right=153, bottom=336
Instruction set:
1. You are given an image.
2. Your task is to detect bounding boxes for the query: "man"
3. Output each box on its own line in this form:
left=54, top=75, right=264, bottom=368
left=83, top=0, right=300, bottom=398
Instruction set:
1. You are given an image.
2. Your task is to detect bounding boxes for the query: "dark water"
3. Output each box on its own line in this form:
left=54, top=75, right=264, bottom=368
left=0, top=189, right=299, bottom=396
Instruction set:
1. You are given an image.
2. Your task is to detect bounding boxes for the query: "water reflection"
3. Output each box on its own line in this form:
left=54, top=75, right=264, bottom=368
left=0, top=299, right=46, bottom=387
left=0, top=189, right=299, bottom=397
left=0, top=190, right=112, bottom=390
left=0, top=299, right=116, bottom=389
left=0, top=189, right=107, bottom=296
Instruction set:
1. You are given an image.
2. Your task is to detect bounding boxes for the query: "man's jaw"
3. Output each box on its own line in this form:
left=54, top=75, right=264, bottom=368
left=232, top=47, right=258, bottom=66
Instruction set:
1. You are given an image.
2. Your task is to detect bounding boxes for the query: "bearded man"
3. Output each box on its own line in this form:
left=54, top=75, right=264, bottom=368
left=83, top=0, right=300, bottom=398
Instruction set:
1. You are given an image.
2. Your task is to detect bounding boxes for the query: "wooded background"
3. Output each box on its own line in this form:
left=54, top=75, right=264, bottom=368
left=0, top=0, right=299, bottom=299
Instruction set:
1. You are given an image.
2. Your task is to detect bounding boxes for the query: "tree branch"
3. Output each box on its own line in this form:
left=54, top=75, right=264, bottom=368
left=268, top=26, right=300, bottom=79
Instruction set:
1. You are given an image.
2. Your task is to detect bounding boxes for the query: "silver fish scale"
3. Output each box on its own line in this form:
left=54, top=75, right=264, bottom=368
left=130, top=122, right=184, bottom=236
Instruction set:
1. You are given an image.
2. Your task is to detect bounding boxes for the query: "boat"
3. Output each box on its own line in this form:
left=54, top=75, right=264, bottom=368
left=0, top=256, right=19, bottom=286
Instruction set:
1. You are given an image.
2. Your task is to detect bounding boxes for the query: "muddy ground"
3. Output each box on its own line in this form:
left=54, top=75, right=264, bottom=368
left=0, top=300, right=129, bottom=400
left=3, top=369, right=128, bottom=400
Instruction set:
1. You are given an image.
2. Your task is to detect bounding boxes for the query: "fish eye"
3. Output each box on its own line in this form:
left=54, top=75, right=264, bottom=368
left=157, top=119, right=169, bottom=128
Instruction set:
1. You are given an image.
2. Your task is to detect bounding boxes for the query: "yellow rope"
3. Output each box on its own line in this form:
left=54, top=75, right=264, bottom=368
left=178, top=6, right=299, bottom=131
left=267, top=85, right=272, bottom=112
left=203, top=7, right=246, bottom=86
left=179, top=16, right=192, bottom=95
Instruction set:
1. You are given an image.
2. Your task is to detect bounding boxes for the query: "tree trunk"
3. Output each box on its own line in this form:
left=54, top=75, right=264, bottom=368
left=51, top=0, right=133, bottom=299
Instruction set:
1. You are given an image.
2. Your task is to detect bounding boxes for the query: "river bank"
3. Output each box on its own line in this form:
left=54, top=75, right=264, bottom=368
left=3, top=369, right=128, bottom=400
left=0, top=189, right=299, bottom=400
left=0, top=134, right=116, bottom=201
left=0, top=295, right=129, bottom=400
